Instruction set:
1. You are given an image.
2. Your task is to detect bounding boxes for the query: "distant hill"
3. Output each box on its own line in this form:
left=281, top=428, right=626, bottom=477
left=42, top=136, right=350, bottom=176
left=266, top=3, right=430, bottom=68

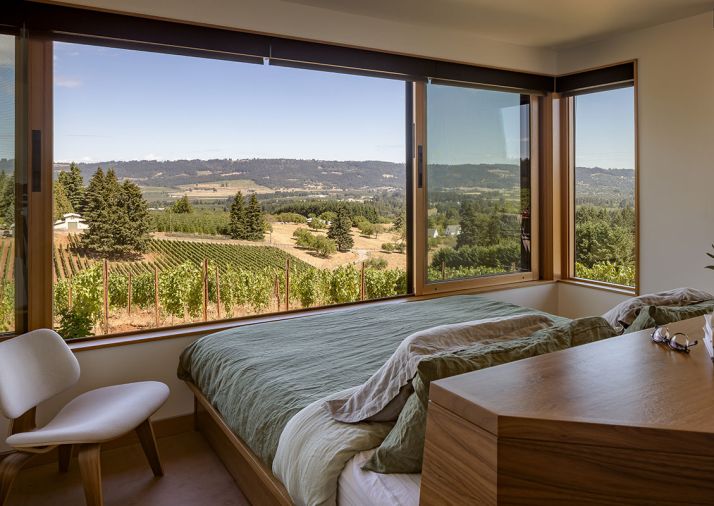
left=49, top=158, right=634, bottom=202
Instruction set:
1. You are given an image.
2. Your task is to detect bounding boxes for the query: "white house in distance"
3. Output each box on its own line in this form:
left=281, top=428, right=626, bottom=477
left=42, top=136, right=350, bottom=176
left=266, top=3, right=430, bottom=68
left=53, top=212, right=89, bottom=232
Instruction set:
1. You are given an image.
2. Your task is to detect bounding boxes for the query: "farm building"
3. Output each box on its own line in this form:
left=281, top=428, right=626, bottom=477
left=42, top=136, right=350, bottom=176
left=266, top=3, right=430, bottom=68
left=53, top=213, right=89, bottom=232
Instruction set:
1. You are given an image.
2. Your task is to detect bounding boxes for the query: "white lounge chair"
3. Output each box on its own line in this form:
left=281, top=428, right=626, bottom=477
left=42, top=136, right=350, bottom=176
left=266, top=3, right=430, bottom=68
left=0, top=329, right=169, bottom=506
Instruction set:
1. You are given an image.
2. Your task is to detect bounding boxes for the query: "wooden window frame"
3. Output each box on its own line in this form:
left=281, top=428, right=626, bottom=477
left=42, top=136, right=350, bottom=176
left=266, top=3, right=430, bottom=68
left=558, top=61, right=639, bottom=295
left=6, top=2, right=643, bottom=345
left=413, top=81, right=541, bottom=296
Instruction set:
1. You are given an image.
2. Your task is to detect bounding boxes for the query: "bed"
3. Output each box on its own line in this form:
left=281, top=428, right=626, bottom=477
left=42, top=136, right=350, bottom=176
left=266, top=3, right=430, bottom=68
left=178, top=295, right=569, bottom=505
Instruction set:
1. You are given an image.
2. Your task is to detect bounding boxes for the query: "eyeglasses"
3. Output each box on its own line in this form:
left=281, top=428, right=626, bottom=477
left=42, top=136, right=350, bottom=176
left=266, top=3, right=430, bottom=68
left=651, top=325, right=698, bottom=353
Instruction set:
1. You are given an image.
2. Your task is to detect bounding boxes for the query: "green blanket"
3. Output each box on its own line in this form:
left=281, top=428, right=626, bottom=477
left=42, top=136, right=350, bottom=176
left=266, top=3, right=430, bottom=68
left=177, top=295, right=566, bottom=466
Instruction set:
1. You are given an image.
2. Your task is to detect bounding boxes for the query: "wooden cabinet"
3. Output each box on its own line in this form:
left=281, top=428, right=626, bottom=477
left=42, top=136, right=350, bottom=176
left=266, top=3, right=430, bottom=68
left=421, top=316, right=714, bottom=505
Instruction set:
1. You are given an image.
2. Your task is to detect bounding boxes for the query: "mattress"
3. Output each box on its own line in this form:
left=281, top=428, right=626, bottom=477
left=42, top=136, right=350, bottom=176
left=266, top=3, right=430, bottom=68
left=338, top=450, right=420, bottom=506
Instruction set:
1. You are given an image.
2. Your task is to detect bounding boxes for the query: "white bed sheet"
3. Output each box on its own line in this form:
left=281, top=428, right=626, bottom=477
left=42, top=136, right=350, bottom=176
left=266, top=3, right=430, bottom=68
left=338, top=450, right=420, bottom=506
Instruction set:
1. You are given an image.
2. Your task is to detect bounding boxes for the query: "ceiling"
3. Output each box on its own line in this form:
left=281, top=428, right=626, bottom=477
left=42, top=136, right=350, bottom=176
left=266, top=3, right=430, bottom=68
left=282, top=0, right=714, bottom=48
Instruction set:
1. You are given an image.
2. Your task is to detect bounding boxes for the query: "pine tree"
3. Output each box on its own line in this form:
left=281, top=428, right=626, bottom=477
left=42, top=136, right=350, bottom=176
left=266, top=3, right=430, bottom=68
left=171, top=195, right=192, bottom=214
left=53, top=180, right=74, bottom=221
left=82, top=168, right=114, bottom=255
left=229, top=191, right=247, bottom=239
left=327, top=208, right=353, bottom=252
left=58, top=162, right=86, bottom=214
left=245, top=193, right=265, bottom=241
left=121, top=180, right=151, bottom=253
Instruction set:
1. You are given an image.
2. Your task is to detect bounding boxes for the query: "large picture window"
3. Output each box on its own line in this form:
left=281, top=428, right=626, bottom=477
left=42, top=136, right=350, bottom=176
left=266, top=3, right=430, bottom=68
left=572, top=86, right=636, bottom=288
left=424, top=83, right=534, bottom=286
left=52, top=42, right=408, bottom=339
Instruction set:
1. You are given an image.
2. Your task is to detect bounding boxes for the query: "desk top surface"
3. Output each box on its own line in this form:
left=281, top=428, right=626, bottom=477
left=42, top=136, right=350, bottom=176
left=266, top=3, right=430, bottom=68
left=431, top=316, right=714, bottom=451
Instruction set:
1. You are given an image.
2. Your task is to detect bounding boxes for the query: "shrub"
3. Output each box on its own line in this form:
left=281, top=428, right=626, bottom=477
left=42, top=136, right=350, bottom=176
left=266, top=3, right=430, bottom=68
left=329, top=264, right=360, bottom=304
left=57, top=307, right=94, bottom=340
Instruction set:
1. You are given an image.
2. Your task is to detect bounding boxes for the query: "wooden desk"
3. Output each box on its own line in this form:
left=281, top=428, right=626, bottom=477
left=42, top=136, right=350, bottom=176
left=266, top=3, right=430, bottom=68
left=420, top=316, right=714, bottom=505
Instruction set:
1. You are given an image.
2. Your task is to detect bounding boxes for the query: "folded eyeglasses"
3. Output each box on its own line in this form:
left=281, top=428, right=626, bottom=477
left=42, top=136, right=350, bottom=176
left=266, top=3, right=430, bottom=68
left=651, top=325, right=698, bottom=353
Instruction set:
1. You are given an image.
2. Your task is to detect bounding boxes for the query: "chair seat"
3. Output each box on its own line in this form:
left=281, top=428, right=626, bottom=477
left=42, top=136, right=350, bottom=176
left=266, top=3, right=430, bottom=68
left=6, top=381, right=169, bottom=449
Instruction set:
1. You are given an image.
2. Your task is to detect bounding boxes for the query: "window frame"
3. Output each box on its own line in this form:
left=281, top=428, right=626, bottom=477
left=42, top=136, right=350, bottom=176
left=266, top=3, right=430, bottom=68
left=413, top=81, right=541, bottom=296
left=559, top=61, right=639, bottom=294
left=3, top=2, right=589, bottom=344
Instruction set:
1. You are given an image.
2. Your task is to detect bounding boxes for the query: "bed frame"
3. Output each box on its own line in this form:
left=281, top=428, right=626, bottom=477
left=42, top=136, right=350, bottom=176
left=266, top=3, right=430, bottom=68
left=186, top=381, right=293, bottom=506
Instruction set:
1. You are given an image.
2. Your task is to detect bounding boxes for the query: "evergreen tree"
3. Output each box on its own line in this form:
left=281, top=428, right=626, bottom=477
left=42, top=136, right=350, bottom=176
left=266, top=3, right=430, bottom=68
left=171, top=195, right=192, bottom=214
left=58, top=162, right=86, bottom=214
left=121, top=180, right=151, bottom=253
left=229, top=191, right=247, bottom=239
left=82, top=168, right=152, bottom=257
left=82, top=168, right=115, bottom=255
left=245, top=193, right=265, bottom=241
left=327, top=208, right=353, bottom=252
left=53, top=180, right=74, bottom=221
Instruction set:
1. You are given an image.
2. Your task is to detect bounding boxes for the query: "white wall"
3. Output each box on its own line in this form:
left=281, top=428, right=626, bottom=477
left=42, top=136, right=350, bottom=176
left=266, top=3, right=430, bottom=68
left=53, top=0, right=557, bottom=74
left=557, top=283, right=630, bottom=319
left=558, top=12, right=714, bottom=295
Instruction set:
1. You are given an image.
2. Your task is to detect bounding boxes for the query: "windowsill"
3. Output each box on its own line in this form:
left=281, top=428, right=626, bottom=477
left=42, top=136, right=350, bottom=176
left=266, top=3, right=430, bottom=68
left=67, top=279, right=556, bottom=352
left=558, top=278, right=637, bottom=296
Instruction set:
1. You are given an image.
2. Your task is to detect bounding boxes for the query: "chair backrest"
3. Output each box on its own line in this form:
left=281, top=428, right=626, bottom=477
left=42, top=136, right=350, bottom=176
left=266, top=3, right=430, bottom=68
left=0, top=329, right=80, bottom=420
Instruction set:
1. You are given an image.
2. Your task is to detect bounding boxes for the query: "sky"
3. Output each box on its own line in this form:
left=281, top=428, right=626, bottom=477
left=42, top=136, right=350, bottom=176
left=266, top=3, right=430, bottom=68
left=0, top=40, right=634, bottom=170
left=0, top=36, right=14, bottom=163
left=53, top=42, right=407, bottom=163
left=575, top=86, right=635, bottom=170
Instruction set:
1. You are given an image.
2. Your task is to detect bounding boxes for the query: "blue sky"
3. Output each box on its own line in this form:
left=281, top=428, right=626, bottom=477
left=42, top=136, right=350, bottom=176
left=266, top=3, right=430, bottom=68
left=54, top=42, right=406, bottom=163
left=0, top=36, right=13, bottom=163
left=0, top=41, right=633, bottom=170
left=575, top=87, right=635, bottom=170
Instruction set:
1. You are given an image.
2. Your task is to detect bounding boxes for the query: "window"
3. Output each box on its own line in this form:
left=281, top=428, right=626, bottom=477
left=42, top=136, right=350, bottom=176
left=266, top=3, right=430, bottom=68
left=0, top=34, right=21, bottom=334
left=52, top=42, right=408, bottom=339
left=423, top=83, right=536, bottom=288
left=572, top=86, right=636, bottom=288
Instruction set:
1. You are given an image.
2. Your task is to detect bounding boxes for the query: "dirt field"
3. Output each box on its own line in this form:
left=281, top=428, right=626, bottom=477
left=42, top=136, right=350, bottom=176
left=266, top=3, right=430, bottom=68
left=154, top=222, right=407, bottom=270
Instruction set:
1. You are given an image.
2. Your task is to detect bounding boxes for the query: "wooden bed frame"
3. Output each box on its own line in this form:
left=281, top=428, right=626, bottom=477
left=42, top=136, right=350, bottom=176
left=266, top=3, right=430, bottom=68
left=186, top=381, right=293, bottom=506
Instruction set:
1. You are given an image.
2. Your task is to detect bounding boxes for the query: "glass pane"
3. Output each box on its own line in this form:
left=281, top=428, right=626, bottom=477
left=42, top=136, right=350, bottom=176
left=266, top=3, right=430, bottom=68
left=53, top=41, right=407, bottom=339
left=574, top=87, right=635, bottom=287
left=426, top=83, right=531, bottom=282
left=0, top=35, right=15, bottom=333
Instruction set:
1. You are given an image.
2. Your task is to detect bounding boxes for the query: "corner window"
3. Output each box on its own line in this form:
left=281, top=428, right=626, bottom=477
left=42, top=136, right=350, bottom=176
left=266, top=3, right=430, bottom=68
left=572, top=86, right=636, bottom=288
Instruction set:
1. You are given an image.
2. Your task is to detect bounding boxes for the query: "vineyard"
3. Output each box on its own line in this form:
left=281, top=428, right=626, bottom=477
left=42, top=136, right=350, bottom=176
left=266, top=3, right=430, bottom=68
left=0, top=235, right=402, bottom=339
left=53, top=235, right=310, bottom=279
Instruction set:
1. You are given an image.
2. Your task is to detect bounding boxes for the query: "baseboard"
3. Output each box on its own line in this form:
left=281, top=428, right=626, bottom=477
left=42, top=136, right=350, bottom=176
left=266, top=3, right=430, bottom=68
left=0, top=414, right=193, bottom=469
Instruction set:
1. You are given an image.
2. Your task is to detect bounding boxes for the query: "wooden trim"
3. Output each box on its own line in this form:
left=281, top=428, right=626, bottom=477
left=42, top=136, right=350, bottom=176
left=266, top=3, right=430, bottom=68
left=558, top=278, right=635, bottom=296
left=633, top=60, right=640, bottom=294
left=413, top=82, right=427, bottom=295
left=187, top=382, right=293, bottom=506
left=26, top=36, right=53, bottom=331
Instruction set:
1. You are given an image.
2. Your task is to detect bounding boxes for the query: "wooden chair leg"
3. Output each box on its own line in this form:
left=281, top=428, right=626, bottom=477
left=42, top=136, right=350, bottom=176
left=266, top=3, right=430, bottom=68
left=0, top=452, right=35, bottom=506
left=58, top=444, right=73, bottom=473
left=135, top=418, right=164, bottom=477
left=77, top=443, right=103, bottom=506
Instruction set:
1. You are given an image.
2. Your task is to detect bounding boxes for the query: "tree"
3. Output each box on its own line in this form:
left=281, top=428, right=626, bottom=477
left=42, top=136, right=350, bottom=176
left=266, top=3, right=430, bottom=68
left=245, top=193, right=265, bottom=241
left=327, top=208, right=354, bottom=252
left=392, top=212, right=406, bottom=242
left=172, top=195, right=192, bottom=214
left=122, top=180, right=151, bottom=253
left=229, top=191, right=247, bottom=239
left=53, top=179, right=74, bottom=221
left=82, top=168, right=115, bottom=255
left=81, top=168, right=151, bottom=257
left=58, top=162, right=86, bottom=214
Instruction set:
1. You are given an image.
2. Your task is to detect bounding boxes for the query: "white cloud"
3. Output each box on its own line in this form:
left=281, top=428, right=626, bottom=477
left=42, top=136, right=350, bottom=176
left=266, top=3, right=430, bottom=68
left=143, top=153, right=161, bottom=161
left=55, top=76, right=82, bottom=89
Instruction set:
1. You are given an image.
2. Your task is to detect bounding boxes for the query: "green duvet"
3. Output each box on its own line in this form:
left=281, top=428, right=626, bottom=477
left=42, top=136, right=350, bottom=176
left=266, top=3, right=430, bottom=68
left=177, top=295, right=567, bottom=466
